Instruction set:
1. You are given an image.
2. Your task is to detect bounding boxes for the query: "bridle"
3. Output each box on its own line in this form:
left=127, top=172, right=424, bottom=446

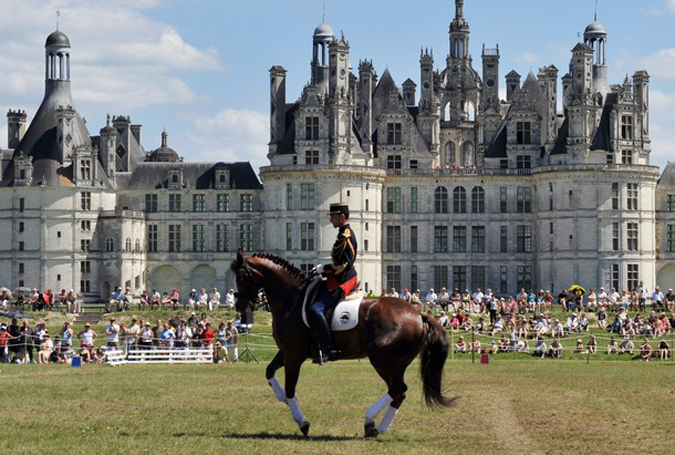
left=234, top=261, right=264, bottom=311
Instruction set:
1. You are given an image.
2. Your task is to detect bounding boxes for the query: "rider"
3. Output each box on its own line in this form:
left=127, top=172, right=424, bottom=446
left=310, top=203, right=358, bottom=364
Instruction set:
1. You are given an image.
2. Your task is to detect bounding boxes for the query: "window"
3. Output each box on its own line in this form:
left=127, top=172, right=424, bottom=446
left=606, top=153, right=614, bottom=164
left=471, top=187, right=485, bottom=213
left=386, top=226, right=401, bottom=253
left=19, top=222, right=24, bottom=233
left=80, top=280, right=91, bottom=293
left=500, top=266, right=508, bottom=294
left=453, top=226, right=467, bottom=253
left=500, top=159, right=508, bottom=169
left=57, top=231, right=61, bottom=238
left=80, top=220, right=90, bottom=231
left=471, top=266, right=486, bottom=292
left=668, top=195, right=675, bottom=212
left=434, top=266, right=448, bottom=292
left=516, top=155, right=531, bottom=169
left=239, top=224, right=253, bottom=251
left=626, top=222, right=638, bottom=251
left=500, top=226, right=508, bottom=253
left=147, top=225, right=158, bottom=252
left=216, top=194, right=230, bottom=212
left=500, top=187, right=508, bottom=213
left=240, top=194, right=254, bottom=212
left=471, top=226, right=485, bottom=253
left=80, top=239, right=90, bottom=252
left=627, top=264, right=639, bottom=291
left=621, top=150, right=633, bottom=165
left=365, top=199, right=369, bottom=211
left=18, top=263, right=24, bottom=275
left=305, top=116, right=319, bottom=140
left=410, top=187, right=418, bottom=213
left=516, top=121, right=531, bottom=144
left=169, top=194, right=182, bottom=212
left=80, top=260, right=91, bottom=275
left=300, top=222, right=315, bottom=251
left=386, top=155, right=402, bottom=169
left=517, top=225, right=532, bottom=253
left=517, top=266, right=532, bottom=291
left=410, top=160, right=418, bottom=169
left=80, top=159, right=91, bottom=180
left=286, top=223, right=292, bottom=250
left=19, top=241, right=24, bottom=251
left=453, top=187, right=467, bottom=213
left=668, top=225, right=675, bottom=253
left=80, top=192, right=91, bottom=211
left=411, top=265, right=418, bottom=292
left=517, top=187, right=532, bottom=213
left=387, top=122, right=402, bottom=145
left=168, top=225, right=182, bottom=252
left=435, top=187, right=448, bottom=214
left=611, top=264, right=620, bottom=292
left=612, top=183, right=619, bottom=210
left=134, top=238, right=141, bottom=252
left=434, top=226, right=448, bottom=253
left=286, top=184, right=293, bottom=210
left=192, top=224, right=206, bottom=252
left=386, top=265, right=402, bottom=291
left=612, top=223, right=619, bottom=251
left=364, top=239, right=369, bottom=251
left=627, top=183, right=638, bottom=210
left=445, top=141, right=456, bottom=165
left=193, top=194, right=206, bottom=212
left=300, top=184, right=314, bottom=210
left=410, top=226, right=418, bottom=253
left=453, top=266, right=467, bottom=292
left=305, top=150, right=319, bottom=164
left=621, top=115, right=633, bottom=140
left=19, top=198, right=24, bottom=212
left=105, top=237, right=114, bottom=252
left=216, top=224, right=229, bottom=252
left=386, top=187, right=402, bottom=213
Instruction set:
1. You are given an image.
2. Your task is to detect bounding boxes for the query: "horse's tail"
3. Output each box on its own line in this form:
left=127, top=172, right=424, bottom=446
left=420, top=314, right=455, bottom=409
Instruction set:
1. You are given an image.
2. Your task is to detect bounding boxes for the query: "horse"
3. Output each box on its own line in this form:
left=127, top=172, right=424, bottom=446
left=230, top=248, right=454, bottom=438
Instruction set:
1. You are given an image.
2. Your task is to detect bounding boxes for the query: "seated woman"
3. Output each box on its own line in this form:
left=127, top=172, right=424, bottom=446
left=198, top=289, right=209, bottom=310
left=160, top=292, right=172, bottom=309
left=575, top=338, right=585, bottom=353
left=596, top=308, right=608, bottom=329
left=550, top=318, right=564, bottom=338
left=213, top=340, right=230, bottom=365
left=489, top=341, right=498, bottom=354
left=606, top=336, right=618, bottom=355
left=619, top=336, right=635, bottom=355
left=169, top=289, right=180, bottom=310
left=639, top=339, right=652, bottom=361
left=29, top=288, right=39, bottom=311
left=187, top=289, right=197, bottom=310
left=514, top=337, right=529, bottom=353
left=79, top=347, right=92, bottom=363
left=150, top=290, right=161, bottom=310
left=462, top=316, right=473, bottom=332
left=549, top=339, right=562, bottom=359
left=139, top=290, right=149, bottom=311
left=658, top=339, right=670, bottom=360
left=534, top=337, right=547, bottom=358
left=38, top=333, right=53, bottom=364
left=93, top=348, right=106, bottom=364
left=67, top=289, right=78, bottom=313
left=491, top=317, right=504, bottom=336
left=587, top=335, right=597, bottom=354
left=49, top=347, right=67, bottom=364
left=455, top=336, right=467, bottom=353
left=58, top=289, right=68, bottom=310
left=578, top=313, right=590, bottom=332
left=470, top=338, right=481, bottom=353
left=497, top=335, right=510, bottom=353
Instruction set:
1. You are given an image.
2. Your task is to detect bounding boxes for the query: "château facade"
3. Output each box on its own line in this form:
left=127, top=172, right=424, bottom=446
left=2, top=1, right=675, bottom=301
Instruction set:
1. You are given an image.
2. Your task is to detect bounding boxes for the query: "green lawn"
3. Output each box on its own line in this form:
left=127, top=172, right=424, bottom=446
left=0, top=360, right=673, bottom=454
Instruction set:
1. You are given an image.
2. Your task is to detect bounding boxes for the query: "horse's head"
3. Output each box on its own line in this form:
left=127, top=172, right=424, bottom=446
left=230, top=248, right=261, bottom=313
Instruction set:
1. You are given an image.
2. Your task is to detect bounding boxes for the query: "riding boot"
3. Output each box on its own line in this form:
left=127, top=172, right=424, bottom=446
left=310, top=312, right=338, bottom=364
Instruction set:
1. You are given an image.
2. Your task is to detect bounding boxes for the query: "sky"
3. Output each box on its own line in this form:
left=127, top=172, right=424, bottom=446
left=1, top=0, right=675, bottom=174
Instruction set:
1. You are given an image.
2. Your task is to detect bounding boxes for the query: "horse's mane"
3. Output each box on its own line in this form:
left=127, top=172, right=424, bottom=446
left=251, top=253, right=306, bottom=282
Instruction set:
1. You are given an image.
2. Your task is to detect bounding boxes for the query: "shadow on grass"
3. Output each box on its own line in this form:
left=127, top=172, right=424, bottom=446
left=170, top=431, right=358, bottom=441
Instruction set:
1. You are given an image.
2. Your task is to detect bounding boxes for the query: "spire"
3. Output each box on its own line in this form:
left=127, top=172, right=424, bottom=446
left=161, top=128, right=168, bottom=147
left=56, top=11, right=60, bottom=31
left=594, top=0, right=598, bottom=21
left=455, top=0, right=464, bottom=19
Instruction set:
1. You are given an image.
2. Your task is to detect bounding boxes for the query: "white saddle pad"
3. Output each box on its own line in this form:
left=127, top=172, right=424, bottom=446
left=302, top=278, right=362, bottom=331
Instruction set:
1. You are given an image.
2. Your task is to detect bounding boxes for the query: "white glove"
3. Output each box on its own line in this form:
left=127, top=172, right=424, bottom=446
left=314, top=264, right=325, bottom=275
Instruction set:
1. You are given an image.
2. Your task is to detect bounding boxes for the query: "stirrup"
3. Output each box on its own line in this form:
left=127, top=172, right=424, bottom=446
left=312, top=349, right=338, bottom=365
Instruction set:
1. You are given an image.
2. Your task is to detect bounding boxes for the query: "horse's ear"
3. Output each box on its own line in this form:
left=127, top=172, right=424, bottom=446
left=233, top=247, right=245, bottom=270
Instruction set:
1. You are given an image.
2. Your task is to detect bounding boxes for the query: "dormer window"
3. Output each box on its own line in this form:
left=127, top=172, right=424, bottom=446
left=168, top=169, right=183, bottom=189
left=13, top=153, right=32, bottom=186
left=621, top=115, right=633, bottom=140
left=215, top=168, right=230, bottom=189
left=516, top=121, right=531, bottom=145
left=387, top=123, right=402, bottom=145
left=305, top=117, right=319, bottom=140
left=79, top=159, right=91, bottom=181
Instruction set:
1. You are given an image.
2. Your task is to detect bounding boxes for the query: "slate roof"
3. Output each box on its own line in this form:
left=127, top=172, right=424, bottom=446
left=484, top=124, right=508, bottom=158
left=117, top=162, right=262, bottom=190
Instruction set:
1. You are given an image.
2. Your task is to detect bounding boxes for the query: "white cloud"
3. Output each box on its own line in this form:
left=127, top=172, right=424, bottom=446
left=187, top=109, right=270, bottom=172
left=669, top=0, right=675, bottom=13
left=514, top=52, right=538, bottom=64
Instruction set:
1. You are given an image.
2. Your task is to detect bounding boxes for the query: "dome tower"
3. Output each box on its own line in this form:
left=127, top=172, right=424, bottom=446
left=311, top=21, right=334, bottom=96
left=583, top=16, right=610, bottom=99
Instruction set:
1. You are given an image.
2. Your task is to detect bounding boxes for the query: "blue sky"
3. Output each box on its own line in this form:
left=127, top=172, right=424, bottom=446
left=1, top=0, right=675, bottom=173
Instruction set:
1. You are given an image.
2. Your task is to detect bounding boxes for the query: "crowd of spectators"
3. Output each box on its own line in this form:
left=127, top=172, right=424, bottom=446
left=1, top=288, right=80, bottom=313
left=108, top=286, right=236, bottom=313
left=0, top=311, right=248, bottom=365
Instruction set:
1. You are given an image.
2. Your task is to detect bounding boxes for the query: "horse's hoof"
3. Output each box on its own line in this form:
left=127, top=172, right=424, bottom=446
left=364, top=422, right=379, bottom=438
left=300, top=421, right=310, bottom=437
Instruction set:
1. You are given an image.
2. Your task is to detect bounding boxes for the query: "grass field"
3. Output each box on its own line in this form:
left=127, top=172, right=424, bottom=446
left=1, top=359, right=673, bottom=455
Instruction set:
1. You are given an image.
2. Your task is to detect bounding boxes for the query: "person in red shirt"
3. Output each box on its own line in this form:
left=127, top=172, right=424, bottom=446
left=0, top=324, right=15, bottom=363
left=201, top=323, right=215, bottom=347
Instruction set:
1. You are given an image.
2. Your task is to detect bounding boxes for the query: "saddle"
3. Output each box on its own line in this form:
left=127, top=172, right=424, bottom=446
left=302, top=277, right=363, bottom=331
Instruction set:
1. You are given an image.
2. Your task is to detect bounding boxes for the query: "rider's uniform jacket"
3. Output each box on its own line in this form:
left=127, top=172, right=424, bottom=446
left=324, top=223, right=358, bottom=296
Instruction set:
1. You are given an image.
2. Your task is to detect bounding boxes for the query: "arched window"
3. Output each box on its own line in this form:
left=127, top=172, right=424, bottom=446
left=443, top=103, right=451, bottom=121
left=125, top=238, right=132, bottom=252
left=445, top=141, right=456, bottom=166
left=472, top=187, right=485, bottom=213
left=435, top=187, right=448, bottom=214
left=106, top=237, right=114, bottom=252
left=453, top=186, right=467, bottom=213
left=135, top=239, right=141, bottom=252
left=462, top=141, right=474, bottom=166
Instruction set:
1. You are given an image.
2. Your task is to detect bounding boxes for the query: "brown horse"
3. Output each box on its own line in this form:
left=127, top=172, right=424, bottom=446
left=231, top=249, right=454, bottom=437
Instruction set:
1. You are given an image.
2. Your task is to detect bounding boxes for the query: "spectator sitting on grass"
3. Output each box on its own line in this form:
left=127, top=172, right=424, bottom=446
left=491, top=317, right=504, bottom=336
left=438, top=311, right=449, bottom=327
left=619, top=336, right=635, bottom=355
left=658, top=339, right=670, bottom=360
left=470, top=338, right=481, bottom=353
left=640, top=339, right=652, bottom=361
left=475, top=317, right=487, bottom=333
left=550, top=318, right=564, bottom=338
left=49, top=346, right=67, bottom=364
left=587, top=335, right=597, bottom=354
left=534, top=337, right=547, bottom=358
left=514, top=336, right=529, bottom=353
left=38, top=333, right=53, bottom=364
left=579, top=313, right=590, bottom=332
left=79, top=347, right=92, bottom=363
left=606, top=336, right=618, bottom=354
left=489, top=341, right=498, bottom=354
left=597, top=308, right=608, bottom=329
left=575, top=338, right=584, bottom=354
left=566, top=313, right=580, bottom=334
left=549, top=339, right=562, bottom=359
left=93, top=348, right=106, bottom=364
left=213, top=340, right=229, bottom=364
left=455, top=336, right=467, bottom=353
left=62, top=342, right=75, bottom=361
left=449, top=313, right=460, bottom=330
left=462, top=315, right=473, bottom=332
left=498, top=335, right=510, bottom=353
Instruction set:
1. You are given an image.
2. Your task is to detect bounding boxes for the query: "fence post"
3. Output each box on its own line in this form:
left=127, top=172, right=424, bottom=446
left=450, top=328, right=454, bottom=361
left=471, top=327, right=475, bottom=364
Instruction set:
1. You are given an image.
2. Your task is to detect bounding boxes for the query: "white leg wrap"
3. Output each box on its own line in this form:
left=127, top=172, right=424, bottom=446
left=287, top=397, right=305, bottom=426
left=376, top=406, right=399, bottom=435
left=268, top=377, right=287, bottom=403
left=365, top=393, right=393, bottom=424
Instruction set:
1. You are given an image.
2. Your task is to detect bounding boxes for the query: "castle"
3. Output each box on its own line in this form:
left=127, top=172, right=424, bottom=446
left=2, top=0, right=675, bottom=300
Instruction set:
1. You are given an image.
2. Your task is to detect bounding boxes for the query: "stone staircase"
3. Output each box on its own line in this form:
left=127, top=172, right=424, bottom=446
left=72, top=302, right=108, bottom=325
